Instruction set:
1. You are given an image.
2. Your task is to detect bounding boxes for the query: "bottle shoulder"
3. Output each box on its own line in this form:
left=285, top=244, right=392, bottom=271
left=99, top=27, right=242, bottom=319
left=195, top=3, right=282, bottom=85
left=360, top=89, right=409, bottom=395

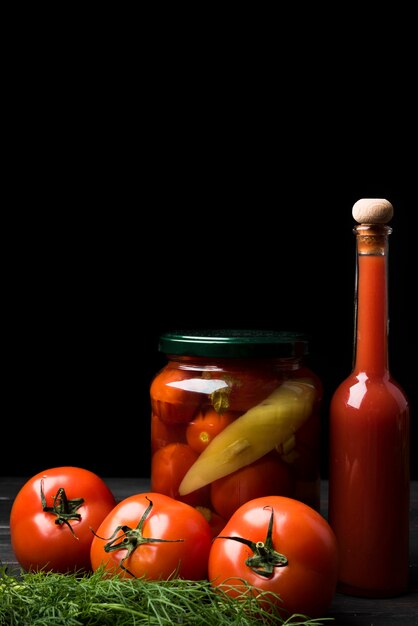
left=330, top=371, right=409, bottom=414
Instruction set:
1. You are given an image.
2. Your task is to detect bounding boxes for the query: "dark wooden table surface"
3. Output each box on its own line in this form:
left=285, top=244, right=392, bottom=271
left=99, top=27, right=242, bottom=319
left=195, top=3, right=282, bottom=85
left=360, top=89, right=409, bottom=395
left=1, top=477, right=417, bottom=625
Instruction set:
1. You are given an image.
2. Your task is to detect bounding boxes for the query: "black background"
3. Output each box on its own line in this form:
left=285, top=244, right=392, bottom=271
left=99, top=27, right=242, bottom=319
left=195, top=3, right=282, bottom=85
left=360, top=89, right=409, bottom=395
left=2, top=25, right=416, bottom=482
left=4, top=178, right=416, bottom=481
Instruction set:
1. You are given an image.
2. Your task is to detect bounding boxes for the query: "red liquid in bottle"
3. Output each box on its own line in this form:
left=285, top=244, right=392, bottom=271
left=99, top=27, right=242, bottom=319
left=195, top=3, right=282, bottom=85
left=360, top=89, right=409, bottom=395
left=328, top=224, right=410, bottom=597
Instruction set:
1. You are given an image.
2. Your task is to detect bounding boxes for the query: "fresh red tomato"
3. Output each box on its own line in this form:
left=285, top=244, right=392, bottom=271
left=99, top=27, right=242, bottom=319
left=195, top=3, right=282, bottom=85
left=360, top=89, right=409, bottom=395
left=10, top=466, right=117, bottom=573
left=186, top=408, right=237, bottom=454
left=90, top=492, right=212, bottom=580
left=210, top=452, right=293, bottom=519
left=208, top=495, right=338, bottom=618
left=151, top=442, right=210, bottom=507
left=150, top=366, right=203, bottom=424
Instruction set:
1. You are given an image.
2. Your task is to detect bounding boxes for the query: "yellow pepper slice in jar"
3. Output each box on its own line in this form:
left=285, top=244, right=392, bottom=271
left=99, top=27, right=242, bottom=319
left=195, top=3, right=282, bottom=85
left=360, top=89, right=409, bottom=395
left=178, top=379, right=315, bottom=495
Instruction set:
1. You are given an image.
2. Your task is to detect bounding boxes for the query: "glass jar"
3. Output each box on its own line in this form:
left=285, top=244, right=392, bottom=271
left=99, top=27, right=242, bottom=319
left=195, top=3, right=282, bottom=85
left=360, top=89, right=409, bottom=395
left=150, top=330, right=323, bottom=526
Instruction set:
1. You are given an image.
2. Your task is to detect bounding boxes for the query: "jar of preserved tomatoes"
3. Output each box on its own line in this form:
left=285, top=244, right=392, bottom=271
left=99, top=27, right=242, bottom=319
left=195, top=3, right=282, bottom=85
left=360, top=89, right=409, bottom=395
left=150, top=330, right=322, bottom=527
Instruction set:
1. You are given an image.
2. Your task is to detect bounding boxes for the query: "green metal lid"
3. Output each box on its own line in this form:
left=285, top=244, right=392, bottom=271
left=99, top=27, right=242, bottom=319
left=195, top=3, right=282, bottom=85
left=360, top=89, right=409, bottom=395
left=158, top=329, right=309, bottom=358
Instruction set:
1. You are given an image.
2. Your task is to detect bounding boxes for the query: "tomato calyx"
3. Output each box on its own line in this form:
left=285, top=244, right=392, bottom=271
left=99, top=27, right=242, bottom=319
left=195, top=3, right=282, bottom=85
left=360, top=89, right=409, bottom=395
left=40, top=479, right=84, bottom=539
left=93, top=496, right=184, bottom=577
left=215, top=506, right=288, bottom=578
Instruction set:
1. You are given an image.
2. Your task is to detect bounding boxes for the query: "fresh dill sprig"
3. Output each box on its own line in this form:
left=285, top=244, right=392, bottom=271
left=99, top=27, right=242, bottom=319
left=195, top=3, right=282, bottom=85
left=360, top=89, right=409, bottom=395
left=0, top=566, right=334, bottom=626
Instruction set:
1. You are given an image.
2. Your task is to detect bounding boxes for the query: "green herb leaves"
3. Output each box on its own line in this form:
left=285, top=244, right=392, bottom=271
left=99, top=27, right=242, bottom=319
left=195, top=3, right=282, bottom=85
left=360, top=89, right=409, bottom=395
left=0, top=567, right=334, bottom=626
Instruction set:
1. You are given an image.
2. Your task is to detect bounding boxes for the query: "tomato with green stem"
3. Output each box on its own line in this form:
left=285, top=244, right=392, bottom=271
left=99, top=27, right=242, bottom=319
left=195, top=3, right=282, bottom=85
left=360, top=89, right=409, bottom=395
left=208, top=495, right=338, bottom=618
left=90, top=492, right=212, bottom=580
left=10, top=466, right=117, bottom=573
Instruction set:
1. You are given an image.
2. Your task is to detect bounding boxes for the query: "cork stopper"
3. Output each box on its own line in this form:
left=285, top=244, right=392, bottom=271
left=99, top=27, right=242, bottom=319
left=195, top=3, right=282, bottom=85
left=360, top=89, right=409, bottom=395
left=352, top=198, right=394, bottom=224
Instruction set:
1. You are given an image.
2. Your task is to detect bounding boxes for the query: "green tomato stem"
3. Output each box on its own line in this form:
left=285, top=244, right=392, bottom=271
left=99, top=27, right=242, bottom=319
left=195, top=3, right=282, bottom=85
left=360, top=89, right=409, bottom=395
left=215, top=506, right=288, bottom=578
left=40, top=479, right=84, bottom=539
left=92, top=496, right=184, bottom=577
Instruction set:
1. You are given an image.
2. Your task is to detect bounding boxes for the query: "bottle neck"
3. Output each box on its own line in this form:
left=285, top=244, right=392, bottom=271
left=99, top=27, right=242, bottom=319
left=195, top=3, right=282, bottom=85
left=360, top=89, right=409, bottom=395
left=353, top=224, right=392, bottom=376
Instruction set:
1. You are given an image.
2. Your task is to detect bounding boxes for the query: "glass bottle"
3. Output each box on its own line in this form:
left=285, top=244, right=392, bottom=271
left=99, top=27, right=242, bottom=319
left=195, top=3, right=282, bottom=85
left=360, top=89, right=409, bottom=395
left=150, top=329, right=323, bottom=526
left=328, top=199, right=410, bottom=597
